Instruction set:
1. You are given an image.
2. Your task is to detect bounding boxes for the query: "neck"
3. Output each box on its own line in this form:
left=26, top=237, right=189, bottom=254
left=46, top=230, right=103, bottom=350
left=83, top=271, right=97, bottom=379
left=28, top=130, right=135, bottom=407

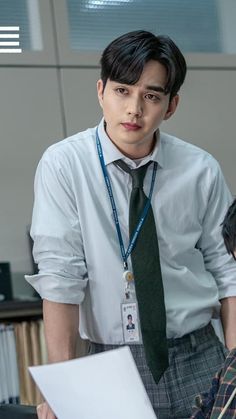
left=116, top=144, right=154, bottom=159
left=105, top=128, right=156, bottom=160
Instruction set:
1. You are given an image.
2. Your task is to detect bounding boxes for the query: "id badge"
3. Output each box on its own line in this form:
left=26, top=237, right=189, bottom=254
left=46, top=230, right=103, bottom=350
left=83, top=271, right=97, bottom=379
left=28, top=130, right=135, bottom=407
left=121, top=301, right=141, bottom=344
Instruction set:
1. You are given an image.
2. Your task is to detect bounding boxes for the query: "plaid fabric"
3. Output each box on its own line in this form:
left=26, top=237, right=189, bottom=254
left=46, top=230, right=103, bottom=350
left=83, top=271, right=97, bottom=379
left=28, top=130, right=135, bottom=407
left=191, top=348, right=236, bottom=419
left=89, top=324, right=228, bottom=418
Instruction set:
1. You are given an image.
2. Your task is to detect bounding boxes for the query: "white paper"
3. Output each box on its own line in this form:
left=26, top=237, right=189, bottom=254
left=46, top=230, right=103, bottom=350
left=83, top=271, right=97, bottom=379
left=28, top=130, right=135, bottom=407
left=29, top=346, right=157, bottom=419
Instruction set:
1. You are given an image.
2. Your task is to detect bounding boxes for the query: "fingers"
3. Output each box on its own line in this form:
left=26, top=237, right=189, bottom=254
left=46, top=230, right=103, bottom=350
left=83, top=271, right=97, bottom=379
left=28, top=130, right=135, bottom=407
left=37, top=402, right=56, bottom=419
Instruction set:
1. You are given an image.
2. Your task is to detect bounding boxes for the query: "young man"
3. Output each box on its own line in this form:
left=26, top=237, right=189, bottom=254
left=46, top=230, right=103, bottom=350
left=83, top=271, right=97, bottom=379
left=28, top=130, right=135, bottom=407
left=26, top=31, right=236, bottom=419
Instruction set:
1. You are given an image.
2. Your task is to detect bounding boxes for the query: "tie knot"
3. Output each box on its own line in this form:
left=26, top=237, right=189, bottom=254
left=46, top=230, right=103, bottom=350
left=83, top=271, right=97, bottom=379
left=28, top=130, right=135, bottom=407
left=130, top=165, right=149, bottom=189
left=114, top=159, right=151, bottom=189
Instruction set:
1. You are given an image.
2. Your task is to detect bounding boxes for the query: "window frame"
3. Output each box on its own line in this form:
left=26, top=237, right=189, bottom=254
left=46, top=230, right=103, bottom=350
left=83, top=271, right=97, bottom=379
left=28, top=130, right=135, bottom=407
left=53, top=0, right=236, bottom=68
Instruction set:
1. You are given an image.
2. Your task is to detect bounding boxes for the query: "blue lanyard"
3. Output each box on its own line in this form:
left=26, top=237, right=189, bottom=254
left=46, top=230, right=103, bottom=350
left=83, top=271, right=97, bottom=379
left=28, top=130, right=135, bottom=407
left=96, top=128, right=157, bottom=269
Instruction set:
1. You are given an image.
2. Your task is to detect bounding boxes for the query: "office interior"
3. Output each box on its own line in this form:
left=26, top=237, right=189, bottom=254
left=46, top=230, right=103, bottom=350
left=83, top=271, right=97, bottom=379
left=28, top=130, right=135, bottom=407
left=0, top=0, right=236, bottom=409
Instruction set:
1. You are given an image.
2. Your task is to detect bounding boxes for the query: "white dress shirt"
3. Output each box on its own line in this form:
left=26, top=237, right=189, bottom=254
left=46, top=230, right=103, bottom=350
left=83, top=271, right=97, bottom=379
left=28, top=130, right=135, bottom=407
left=26, top=119, right=236, bottom=342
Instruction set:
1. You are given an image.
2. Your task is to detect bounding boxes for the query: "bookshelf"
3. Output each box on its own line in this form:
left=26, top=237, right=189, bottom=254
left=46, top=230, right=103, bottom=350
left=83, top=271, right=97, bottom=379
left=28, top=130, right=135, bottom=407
left=0, top=300, right=42, bottom=321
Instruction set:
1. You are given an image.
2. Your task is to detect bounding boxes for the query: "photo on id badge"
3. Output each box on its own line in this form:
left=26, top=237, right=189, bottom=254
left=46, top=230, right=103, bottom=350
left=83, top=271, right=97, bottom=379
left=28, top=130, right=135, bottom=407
left=122, top=302, right=140, bottom=343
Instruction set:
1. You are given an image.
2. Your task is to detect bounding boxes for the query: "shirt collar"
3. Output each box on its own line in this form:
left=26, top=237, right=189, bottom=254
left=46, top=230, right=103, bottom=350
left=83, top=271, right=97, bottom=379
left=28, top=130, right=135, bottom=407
left=97, top=118, right=164, bottom=169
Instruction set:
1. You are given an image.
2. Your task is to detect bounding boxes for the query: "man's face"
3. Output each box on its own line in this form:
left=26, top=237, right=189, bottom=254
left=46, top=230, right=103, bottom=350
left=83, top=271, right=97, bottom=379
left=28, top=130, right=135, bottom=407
left=97, top=60, right=179, bottom=159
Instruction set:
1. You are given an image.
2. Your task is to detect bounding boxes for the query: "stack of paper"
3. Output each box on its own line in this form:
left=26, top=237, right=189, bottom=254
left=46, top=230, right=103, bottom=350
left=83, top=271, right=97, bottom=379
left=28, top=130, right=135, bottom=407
left=29, top=346, right=157, bottom=419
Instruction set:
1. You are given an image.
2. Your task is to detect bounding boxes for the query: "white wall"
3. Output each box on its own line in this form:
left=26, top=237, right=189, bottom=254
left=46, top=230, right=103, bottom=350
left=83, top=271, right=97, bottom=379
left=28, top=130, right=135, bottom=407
left=0, top=67, right=64, bottom=295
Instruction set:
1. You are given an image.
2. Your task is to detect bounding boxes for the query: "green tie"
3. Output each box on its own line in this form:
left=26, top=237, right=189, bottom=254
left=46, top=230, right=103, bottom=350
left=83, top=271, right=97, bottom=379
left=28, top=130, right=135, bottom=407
left=115, top=159, right=169, bottom=384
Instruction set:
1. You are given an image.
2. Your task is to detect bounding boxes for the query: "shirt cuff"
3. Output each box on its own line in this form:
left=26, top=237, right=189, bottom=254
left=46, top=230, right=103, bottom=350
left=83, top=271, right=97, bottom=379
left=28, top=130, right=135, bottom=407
left=25, top=273, right=88, bottom=304
left=218, top=286, right=236, bottom=300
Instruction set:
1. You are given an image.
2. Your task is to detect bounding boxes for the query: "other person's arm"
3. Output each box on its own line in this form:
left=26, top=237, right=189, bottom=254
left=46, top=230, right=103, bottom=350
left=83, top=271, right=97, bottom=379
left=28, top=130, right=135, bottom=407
left=220, top=296, right=236, bottom=350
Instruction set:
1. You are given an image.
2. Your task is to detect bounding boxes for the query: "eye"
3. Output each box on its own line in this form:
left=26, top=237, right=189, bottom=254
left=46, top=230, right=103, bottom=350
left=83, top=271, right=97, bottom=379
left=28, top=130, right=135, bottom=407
left=115, top=87, right=128, bottom=95
left=145, top=93, right=160, bottom=102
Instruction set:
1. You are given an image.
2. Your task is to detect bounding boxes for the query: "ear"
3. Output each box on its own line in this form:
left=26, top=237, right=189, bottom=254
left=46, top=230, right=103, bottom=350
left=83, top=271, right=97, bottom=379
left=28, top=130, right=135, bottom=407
left=163, top=94, right=179, bottom=121
left=97, top=79, right=104, bottom=109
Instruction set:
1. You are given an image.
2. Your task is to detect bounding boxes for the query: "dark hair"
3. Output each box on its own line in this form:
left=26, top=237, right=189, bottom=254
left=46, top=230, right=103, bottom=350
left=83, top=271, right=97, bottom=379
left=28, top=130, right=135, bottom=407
left=222, top=198, right=236, bottom=260
left=127, top=314, right=132, bottom=320
left=100, top=30, right=187, bottom=100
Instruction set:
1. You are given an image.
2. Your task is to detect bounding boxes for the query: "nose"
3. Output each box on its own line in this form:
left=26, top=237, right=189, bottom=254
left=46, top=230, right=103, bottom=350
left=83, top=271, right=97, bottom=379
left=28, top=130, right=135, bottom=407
left=126, top=95, right=143, bottom=117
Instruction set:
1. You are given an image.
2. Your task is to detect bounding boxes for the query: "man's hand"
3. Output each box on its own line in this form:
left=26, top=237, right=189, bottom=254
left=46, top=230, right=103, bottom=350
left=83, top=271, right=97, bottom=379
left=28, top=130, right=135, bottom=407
left=37, top=401, right=56, bottom=419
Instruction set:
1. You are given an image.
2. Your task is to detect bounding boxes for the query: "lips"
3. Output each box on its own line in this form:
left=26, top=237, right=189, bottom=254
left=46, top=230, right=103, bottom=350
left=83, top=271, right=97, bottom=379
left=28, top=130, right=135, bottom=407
left=121, top=122, right=141, bottom=131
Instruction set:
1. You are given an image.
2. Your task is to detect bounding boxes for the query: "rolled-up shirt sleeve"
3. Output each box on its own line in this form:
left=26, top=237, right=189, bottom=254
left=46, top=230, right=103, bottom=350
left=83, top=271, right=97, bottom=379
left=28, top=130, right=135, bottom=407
left=198, top=159, right=236, bottom=300
left=25, top=147, right=88, bottom=304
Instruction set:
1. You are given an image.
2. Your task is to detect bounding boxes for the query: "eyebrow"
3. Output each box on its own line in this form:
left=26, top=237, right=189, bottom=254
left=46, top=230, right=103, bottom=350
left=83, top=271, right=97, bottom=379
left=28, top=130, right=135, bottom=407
left=112, top=80, right=167, bottom=94
left=145, top=85, right=166, bottom=93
